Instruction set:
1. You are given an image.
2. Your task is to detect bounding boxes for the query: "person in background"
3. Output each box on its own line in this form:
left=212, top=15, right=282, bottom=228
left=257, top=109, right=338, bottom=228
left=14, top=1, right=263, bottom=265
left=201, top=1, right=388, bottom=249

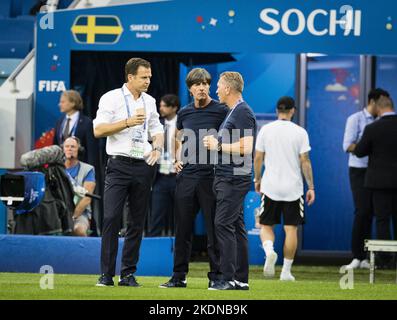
left=63, top=136, right=96, bottom=237
left=355, top=95, right=397, bottom=268
left=254, top=96, right=315, bottom=282
left=342, top=88, right=389, bottom=270
left=55, top=90, right=98, bottom=166
left=148, top=94, right=180, bottom=237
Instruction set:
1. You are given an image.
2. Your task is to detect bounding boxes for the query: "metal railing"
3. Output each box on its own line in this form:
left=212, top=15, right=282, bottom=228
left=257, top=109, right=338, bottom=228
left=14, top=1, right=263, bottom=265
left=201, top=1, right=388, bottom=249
left=69, top=0, right=93, bottom=8
left=8, top=49, right=35, bottom=94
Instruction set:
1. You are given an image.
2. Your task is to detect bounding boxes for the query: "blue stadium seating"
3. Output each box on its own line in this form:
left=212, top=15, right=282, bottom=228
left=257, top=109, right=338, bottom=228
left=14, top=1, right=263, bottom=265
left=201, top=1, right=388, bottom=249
left=0, top=58, right=22, bottom=85
left=59, top=0, right=73, bottom=10
left=21, top=0, right=38, bottom=16
left=0, top=40, right=31, bottom=58
left=0, top=17, right=34, bottom=44
left=10, top=0, right=22, bottom=17
left=0, top=0, right=12, bottom=18
left=0, top=0, right=72, bottom=68
left=16, top=14, right=36, bottom=22
left=2, top=0, right=73, bottom=19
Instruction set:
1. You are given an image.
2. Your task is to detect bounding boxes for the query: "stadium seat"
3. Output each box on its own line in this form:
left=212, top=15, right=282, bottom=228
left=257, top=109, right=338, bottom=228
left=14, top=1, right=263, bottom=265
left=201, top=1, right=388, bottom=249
left=0, top=58, right=22, bottom=85
left=0, top=17, right=34, bottom=44
left=9, top=0, right=72, bottom=19
left=10, top=0, right=23, bottom=18
left=0, top=58, right=23, bottom=76
left=16, top=15, right=36, bottom=22
left=58, top=0, right=74, bottom=9
left=21, top=0, right=40, bottom=16
left=0, top=40, right=31, bottom=59
left=0, top=0, right=12, bottom=18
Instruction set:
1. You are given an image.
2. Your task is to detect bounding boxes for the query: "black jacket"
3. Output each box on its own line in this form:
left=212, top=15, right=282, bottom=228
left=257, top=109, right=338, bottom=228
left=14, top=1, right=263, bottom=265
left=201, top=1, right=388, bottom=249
left=355, top=114, right=397, bottom=189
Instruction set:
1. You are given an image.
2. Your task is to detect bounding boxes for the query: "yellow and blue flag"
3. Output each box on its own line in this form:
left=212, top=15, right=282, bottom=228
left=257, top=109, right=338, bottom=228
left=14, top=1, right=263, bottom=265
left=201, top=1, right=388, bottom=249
left=71, top=15, right=123, bottom=44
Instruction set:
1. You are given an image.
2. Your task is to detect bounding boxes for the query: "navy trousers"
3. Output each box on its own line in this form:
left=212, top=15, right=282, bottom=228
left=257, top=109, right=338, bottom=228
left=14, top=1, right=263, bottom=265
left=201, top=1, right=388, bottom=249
left=213, top=176, right=251, bottom=283
left=100, top=157, right=155, bottom=277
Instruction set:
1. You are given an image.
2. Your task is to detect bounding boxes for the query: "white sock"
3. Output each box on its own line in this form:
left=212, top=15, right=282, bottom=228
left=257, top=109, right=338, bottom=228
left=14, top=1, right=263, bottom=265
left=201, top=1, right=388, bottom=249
left=262, top=240, right=274, bottom=257
left=282, top=258, right=294, bottom=273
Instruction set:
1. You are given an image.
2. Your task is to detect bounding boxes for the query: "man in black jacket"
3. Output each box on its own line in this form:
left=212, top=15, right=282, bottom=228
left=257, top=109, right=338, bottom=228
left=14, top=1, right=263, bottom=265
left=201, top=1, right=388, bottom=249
left=355, top=96, right=397, bottom=262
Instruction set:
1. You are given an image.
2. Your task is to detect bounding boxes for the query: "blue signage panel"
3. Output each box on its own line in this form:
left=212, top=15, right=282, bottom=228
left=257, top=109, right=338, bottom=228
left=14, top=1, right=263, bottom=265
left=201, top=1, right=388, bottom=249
left=49, top=0, right=397, bottom=54
left=34, top=0, right=397, bottom=141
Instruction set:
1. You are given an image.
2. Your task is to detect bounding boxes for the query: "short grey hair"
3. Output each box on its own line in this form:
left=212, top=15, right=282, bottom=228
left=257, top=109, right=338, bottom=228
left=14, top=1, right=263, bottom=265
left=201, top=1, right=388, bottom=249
left=220, top=71, right=244, bottom=93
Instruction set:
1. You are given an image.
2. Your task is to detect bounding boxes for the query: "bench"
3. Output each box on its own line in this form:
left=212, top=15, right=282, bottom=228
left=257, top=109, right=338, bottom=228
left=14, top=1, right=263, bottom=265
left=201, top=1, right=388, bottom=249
left=364, top=240, right=397, bottom=284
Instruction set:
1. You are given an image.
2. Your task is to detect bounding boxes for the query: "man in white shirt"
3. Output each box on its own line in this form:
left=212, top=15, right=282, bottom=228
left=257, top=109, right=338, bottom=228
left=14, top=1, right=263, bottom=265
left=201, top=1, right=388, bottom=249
left=93, top=58, right=164, bottom=287
left=254, top=96, right=315, bottom=281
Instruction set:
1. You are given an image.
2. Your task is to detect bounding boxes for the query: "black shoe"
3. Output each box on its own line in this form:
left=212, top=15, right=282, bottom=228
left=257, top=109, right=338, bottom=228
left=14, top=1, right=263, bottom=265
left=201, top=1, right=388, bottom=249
left=208, top=280, right=216, bottom=289
left=208, top=280, right=235, bottom=290
left=118, top=274, right=141, bottom=287
left=234, top=280, right=249, bottom=291
left=208, top=272, right=223, bottom=289
left=159, top=277, right=187, bottom=288
left=96, top=274, right=114, bottom=287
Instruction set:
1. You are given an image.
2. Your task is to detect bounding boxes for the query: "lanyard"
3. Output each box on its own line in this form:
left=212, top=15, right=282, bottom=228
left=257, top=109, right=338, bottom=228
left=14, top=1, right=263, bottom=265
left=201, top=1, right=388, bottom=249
left=122, top=88, right=147, bottom=130
left=220, top=99, right=243, bottom=131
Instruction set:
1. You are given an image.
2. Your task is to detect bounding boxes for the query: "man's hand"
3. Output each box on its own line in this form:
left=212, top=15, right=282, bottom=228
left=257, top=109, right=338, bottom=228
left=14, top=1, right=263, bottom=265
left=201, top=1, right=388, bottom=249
left=72, top=212, right=82, bottom=220
left=73, top=185, right=87, bottom=198
left=254, top=181, right=261, bottom=194
left=126, top=114, right=146, bottom=127
left=174, top=160, right=184, bottom=173
left=347, top=143, right=357, bottom=153
left=146, top=149, right=161, bottom=166
left=203, top=135, right=219, bottom=151
left=306, top=189, right=315, bottom=206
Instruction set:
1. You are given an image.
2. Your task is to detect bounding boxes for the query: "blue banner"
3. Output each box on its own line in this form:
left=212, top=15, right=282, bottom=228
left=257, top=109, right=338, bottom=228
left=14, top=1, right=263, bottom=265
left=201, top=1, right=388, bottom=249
left=34, top=0, right=397, bottom=141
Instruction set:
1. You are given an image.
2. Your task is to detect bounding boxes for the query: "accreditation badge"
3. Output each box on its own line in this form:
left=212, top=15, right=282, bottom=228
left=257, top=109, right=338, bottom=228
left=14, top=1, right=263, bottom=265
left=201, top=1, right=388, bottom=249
left=159, top=151, right=173, bottom=175
left=130, top=128, right=145, bottom=159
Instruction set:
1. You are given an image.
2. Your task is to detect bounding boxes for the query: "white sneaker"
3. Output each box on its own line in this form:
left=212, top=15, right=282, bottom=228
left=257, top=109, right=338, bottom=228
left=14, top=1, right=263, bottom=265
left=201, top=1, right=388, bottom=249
left=280, top=271, right=295, bottom=281
left=359, top=259, right=370, bottom=269
left=344, top=259, right=361, bottom=270
left=263, top=251, right=278, bottom=278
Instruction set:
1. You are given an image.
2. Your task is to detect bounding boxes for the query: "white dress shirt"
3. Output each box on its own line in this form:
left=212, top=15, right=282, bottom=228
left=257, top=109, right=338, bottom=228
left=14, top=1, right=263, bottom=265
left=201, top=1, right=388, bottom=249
left=164, top=115, right=177, bottom=161
left=93, top=84, right=163, bottom=157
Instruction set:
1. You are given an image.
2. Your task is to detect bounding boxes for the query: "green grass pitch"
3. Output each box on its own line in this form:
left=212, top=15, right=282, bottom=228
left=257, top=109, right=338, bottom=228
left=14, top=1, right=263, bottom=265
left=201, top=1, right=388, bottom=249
left=1, top=263, right=396, bottom=300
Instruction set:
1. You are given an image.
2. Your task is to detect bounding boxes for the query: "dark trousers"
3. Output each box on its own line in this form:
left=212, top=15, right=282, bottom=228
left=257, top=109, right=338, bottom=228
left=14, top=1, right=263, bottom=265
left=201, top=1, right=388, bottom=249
left=213, top=176, right=251, bottom=283
left=100, top=158, right=155, bottom=277
left=148, top=173, right=176, bottom=237
left=372, top=189, right=397, bottom=241
left=349, top=167, right=373, bottom=260
left=173, top=174, right=220, bottom=281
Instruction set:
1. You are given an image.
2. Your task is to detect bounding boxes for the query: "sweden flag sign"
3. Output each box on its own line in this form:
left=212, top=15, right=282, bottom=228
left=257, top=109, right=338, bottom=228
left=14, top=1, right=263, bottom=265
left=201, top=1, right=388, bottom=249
left=71, top=15, right=123, bottom=44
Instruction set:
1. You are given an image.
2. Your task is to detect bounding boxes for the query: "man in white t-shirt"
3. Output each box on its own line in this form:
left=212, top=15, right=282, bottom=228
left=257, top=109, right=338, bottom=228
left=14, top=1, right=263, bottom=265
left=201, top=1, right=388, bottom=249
left=254, top=96, right=315, bottom=281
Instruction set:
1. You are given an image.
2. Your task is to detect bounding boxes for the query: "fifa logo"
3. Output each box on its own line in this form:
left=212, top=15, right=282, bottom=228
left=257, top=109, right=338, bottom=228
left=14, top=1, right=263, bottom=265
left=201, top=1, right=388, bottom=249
left=258, top=5, right=361, bottom=37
